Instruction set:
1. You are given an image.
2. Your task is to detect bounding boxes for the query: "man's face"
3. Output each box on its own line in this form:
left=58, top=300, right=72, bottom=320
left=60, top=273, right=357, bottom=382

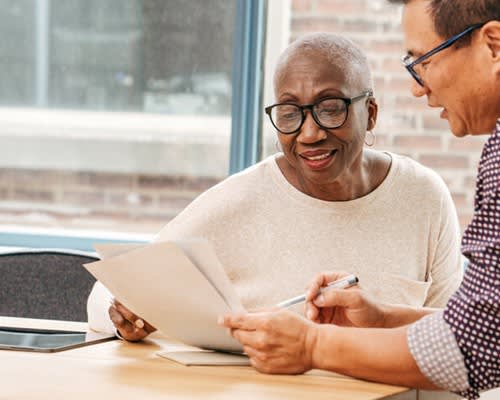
left=401, top=0, right=493, bottom=136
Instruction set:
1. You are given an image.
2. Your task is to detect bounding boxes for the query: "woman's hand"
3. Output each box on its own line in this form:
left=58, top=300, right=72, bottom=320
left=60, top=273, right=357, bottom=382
left=305, top=271, right=386, bottom=328
left=108, top=299, right=156, bottom=341
left=219, top=309, right=319, bottom=374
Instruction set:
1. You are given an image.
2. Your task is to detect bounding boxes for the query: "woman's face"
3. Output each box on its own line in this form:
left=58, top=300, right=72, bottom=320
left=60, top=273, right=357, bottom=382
left=274, top=51, right=376, bottom=193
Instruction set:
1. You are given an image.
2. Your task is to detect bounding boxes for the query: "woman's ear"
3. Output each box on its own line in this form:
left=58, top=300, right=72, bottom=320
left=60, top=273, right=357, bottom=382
left=367, top=97, right=378, bottom=131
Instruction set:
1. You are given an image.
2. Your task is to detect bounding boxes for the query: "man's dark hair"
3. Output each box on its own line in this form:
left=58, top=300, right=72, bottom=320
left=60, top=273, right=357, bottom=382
left=388, top=0, right=500, bottom=43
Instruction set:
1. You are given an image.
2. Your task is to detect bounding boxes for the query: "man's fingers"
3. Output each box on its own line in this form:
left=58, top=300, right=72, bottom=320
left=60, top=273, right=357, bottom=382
left=218, top=313, right=262, bottom=331
left=314, top=288, right=361, bottom=308
left=231, top=329, right=268, bottom=349
left=305, top=302, right=319, bottom=321
left=319, top=307, right=334, bottom=324
left=306, top=271, right=352, bottom=300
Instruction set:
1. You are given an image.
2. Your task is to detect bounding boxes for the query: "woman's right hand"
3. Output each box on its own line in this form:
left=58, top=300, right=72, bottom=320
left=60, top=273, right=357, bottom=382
left=305, top=271, right=386, bottom=328
left=108, top=299, right=157, bottom=341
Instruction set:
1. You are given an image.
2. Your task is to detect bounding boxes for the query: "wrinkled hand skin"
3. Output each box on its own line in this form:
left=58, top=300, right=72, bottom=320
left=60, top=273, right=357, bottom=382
left=108, top=299, right=156, bottom=342
left=221, top=309, right=319, bottom=374
left=305, top=270, right=386, bottom=328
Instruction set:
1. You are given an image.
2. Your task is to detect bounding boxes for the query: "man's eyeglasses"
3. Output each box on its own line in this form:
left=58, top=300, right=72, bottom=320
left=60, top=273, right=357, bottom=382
left=264, top=90, right=373, bottom=135
left=401, top=22, right=485, bottom=87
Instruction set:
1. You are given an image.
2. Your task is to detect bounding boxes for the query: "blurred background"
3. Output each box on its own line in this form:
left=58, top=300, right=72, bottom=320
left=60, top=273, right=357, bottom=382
left=0, top=0, right=486, bottom=236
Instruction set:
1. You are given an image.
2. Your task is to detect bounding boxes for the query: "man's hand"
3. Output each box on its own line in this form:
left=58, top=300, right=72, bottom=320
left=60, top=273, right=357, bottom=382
left=219, top=309, right=319, bottom=374
left=305, top=271, right=386, bottom=328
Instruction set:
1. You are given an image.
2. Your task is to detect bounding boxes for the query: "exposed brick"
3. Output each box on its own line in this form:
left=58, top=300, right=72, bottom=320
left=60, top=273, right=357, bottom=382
left=13, top=188, right=54, bottom=202
left=464, top=175, right=478, bottom=191
left=381, top=57, right=406, bottom=73
left=316, top=0, right=367, bottom=14
left=459, top=213, right=474, bottom=233
left=0, top=4, right=481, bottom=240
left=448, top=136, right=487, bottom=152
left=392, top=96, right=429, bottom=112
left=423, top=113, right=451, bottom=131
left=393, top=135, right=442, bottom=150
left=385, top=77, right=413, bottom=94
left=74, top=171, right=134, bottom=189
left=108, top=192, right=154, bottom=207
left=342, top=19, right=379, bottom=33
left=371, top=133, right=391, bottom=148
left=0, top=169, right=45, bottom=186
left=388, top=112, right=418, bottom=130
left=62, top=190, right=106, bottom=206
left=158, top=194, right=195, bottom=210
left=450, top=192, right=468, bottom=209
left=419, top=154, right=469, bottom=169
left=370, top=39, right=405, bottom=54
left=381, top=20, right=403, bottom=33
left=291, top=0, right=313, bottom=12
left=291, top=17, right=341, bottom=33
left=137, top=175, right=220, bottom=191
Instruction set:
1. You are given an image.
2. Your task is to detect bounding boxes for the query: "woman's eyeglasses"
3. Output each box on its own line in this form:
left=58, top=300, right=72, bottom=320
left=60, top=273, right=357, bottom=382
left=401, top=22, right=486, bottom=87
left=265, top=90, right=373, bottom=135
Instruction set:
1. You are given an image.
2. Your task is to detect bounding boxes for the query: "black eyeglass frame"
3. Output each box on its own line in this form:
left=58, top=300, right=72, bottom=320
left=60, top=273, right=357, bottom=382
left=264, top=90, right=373, bottom=135
left=401, top=22, right=486, bottom=87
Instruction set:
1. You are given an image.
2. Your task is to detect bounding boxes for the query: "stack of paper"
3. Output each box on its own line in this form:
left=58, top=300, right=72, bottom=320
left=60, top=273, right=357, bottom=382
left=84, top=238, right=245, bottom=353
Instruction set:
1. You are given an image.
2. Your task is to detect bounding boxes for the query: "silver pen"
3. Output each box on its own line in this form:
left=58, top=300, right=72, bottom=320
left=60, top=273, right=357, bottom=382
left=276, top=274, right=359, bottom=308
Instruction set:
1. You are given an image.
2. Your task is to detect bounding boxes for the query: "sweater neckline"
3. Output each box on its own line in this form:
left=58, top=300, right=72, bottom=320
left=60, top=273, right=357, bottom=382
left=268, top=152, right=399, bottom=213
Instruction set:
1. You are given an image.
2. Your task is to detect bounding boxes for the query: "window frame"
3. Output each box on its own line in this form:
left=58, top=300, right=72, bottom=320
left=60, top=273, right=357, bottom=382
left=1, top=0, right=269, bottom=248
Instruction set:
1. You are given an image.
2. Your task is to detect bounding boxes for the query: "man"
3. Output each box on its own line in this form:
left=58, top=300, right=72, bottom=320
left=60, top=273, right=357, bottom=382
left=220, top=1, right=499, bottom=399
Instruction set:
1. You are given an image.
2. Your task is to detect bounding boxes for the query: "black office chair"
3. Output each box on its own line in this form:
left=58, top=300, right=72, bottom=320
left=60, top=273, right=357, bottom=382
left=0, top=248, right=99, bottom=322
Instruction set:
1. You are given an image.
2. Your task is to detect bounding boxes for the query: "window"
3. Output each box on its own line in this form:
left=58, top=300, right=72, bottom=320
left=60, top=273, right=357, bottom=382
left=0, top=0, right=265, bottom=240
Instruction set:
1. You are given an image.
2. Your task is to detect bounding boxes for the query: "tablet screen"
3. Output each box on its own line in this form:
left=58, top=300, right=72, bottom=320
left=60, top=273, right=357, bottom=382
left=0, top=326, right=116, bottom=352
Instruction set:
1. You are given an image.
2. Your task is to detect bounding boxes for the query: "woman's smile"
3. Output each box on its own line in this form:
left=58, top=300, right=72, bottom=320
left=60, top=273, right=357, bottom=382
left=299, top=149, right=338, bottom=170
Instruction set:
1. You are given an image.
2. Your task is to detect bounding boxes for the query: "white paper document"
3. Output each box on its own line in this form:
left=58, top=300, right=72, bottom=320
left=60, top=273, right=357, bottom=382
left=84, top=239, right=244, bottom=353
left=157, top=350, right=250, bottom=366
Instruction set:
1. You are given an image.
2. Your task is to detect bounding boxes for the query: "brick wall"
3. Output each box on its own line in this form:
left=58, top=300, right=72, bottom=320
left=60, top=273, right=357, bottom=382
left=0, top=168, right=220, bottom=234
left=0, top=1, right=485, bottom=234
left=290, top=0, right=486, bottom=231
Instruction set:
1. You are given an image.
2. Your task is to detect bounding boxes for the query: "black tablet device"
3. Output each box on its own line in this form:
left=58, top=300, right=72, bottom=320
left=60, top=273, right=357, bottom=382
left=0, top=326, right=117, bottom=353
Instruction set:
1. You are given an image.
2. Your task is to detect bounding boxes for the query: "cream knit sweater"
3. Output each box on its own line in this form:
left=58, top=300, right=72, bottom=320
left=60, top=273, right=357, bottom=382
left=88, top=152, right=463, bottom=333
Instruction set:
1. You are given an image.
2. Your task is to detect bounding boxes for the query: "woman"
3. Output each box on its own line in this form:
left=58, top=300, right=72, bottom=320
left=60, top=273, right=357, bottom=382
left=88, top=32, right=462, bottom=341
left=220, top=3, right=499, bottom=399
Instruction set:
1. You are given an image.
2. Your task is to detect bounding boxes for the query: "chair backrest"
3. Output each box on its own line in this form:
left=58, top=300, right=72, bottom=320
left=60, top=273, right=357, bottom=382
left=0, top=249, right=99, bottom=322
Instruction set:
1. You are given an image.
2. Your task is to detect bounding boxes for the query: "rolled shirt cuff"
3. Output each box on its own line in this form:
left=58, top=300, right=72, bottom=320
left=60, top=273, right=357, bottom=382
left=407, top=310, right=470, bottom=393
left=86, top=281, right=116, bottom=335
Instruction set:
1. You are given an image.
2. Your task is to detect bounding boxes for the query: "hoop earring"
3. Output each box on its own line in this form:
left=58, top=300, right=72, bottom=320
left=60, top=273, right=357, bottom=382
left=364, top=130, right=375, bottom=147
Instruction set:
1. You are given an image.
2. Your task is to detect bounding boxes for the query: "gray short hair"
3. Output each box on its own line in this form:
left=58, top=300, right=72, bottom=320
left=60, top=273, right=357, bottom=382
left=274, top=32, right=373, bottom=94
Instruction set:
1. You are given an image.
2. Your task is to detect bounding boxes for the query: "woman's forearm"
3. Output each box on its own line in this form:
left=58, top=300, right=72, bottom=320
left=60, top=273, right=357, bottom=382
left=310, top=324, right=440, bottom=390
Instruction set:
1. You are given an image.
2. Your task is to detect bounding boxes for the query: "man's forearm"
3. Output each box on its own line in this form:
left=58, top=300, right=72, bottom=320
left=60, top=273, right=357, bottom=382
left=381, top=303, right=439, bottom=328
left=310, top=324, right=440, bottom=390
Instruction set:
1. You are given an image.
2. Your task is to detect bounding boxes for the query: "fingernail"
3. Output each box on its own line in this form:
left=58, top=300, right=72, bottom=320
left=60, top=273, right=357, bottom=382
left=306, top=310, right=313, bottom=319
left=134, top=319, right=144, bottom=329
left=315, top=295, right=324, bottom=305
left=217, top=316, right=224, bottom=325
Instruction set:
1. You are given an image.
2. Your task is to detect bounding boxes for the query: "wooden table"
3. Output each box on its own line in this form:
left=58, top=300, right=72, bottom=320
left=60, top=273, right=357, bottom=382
left=0, top=317, right=417, bottom=400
